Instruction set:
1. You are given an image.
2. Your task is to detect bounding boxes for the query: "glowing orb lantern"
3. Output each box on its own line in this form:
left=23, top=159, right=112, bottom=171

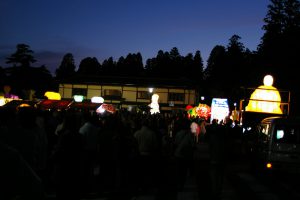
left=73, top=95, right=84, bottom=102
left=149, top=93, right=160, bottom=114
left=245, top=75, right=282, bottom=114
left=44, top=91, right=61, bottom=100
left=91, top=96, right=104, bottom=103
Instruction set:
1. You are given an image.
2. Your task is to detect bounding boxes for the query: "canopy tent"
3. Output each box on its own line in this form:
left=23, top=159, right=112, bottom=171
left=37, top=99, right=73, bottom=110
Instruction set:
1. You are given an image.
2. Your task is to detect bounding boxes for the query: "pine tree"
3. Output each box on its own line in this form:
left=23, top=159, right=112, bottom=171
left=6, top=44, right=36, bottom=67
left=55, top=53, right=76, bottom=80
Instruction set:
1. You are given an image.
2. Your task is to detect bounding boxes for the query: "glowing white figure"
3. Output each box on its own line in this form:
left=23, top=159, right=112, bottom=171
left=149, top=93, right=160, bottom=114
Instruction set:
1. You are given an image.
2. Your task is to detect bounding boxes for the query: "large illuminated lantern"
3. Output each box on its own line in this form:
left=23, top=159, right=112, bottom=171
left=245, top=75, right=282, bottom=114
left=187, top=103, right=211, bottom=120
left=91, top=96, right=104, bottom=103
left=149, top=93, right=160, bottom=114
left=210, top=98, right=230, bottom=123
left=196, top=103, right=211, bottom=121
left=0, top=96, right=5, bottom=106
left=44, top=91, right=61, bottom=100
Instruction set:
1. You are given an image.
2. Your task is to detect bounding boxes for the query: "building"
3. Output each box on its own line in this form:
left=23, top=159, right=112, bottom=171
left=58, top=75, right=199, bottom=112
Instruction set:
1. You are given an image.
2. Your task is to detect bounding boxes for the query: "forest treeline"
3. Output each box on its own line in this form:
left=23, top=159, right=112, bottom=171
left=1, top=0, right=300, bottom=113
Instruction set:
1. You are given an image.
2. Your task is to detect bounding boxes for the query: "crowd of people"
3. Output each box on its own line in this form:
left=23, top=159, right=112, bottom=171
left=0, top=105, right=244, bottom=200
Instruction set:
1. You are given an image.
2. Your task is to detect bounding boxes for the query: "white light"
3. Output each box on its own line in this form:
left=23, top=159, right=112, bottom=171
left=149, top=93, right=160, bottom=114
left=276, top=130, right=284, bottom=139
left=210, top=98, right=229, bottom=123
left=263, top=75, right=273, bottom=86
left=91, top=96, right=104, bottom=103
left=0, top=97, right=5, bottom=106
left=96, top=106, right=106, bottom=113
left=73, top=95, right=84, bottom=102
left=149, top=88, right=154, bottom=93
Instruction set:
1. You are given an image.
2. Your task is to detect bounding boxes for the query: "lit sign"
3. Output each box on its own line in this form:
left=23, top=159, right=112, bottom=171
left=210, top=98, right=229, bottom=123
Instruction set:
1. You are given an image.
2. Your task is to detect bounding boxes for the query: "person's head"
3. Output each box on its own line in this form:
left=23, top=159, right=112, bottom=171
left=212, top=119, right=218, bottom=125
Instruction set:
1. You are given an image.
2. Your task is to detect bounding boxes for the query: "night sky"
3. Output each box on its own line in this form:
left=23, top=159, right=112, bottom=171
left=0, top=0, right=269, bottom=75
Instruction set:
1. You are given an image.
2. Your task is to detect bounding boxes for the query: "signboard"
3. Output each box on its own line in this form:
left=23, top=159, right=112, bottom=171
left=210, top=98, right=229, bottom=123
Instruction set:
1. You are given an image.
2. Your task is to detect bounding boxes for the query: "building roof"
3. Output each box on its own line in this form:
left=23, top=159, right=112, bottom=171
left=59, top=74, right=198, bottom=89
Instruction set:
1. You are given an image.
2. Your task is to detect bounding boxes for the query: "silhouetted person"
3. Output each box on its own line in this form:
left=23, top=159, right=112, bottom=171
left=206, top=119, right=227, bottom=199
left=173, top=118, right=195, bottom=191
left=0, top=141, right=45, bottom=200
left=79, top=112, right=100, bottom=196
left=134, top=117, right=159, bottom=193
left=51, top=111, right=83, bottom=200
left=7, top=106, right=47, bottom=174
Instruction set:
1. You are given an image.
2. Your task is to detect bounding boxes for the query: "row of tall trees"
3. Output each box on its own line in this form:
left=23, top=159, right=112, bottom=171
left=1, top=0, right=300, bottom=112
left=56, top=48, right=204, bottom=83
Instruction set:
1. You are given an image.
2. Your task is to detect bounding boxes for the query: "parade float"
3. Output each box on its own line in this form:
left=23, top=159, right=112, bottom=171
left=239, top=75, right=290, bottom=127
left=186, top=103, right=211, bottom=121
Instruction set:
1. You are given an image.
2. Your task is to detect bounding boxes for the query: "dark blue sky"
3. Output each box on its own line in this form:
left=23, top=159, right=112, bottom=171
left=0, top=0, right=269, bottom=75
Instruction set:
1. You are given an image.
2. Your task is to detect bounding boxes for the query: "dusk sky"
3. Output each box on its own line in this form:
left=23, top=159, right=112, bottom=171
left=0, top=0, right=270, bottom=75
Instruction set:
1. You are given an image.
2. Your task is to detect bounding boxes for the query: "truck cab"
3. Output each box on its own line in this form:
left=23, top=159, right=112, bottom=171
left=251, top=116, right=300, bottom=173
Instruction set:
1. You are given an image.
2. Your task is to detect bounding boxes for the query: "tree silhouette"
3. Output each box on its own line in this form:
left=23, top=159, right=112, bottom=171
left=225, top=35, right=246, bottom=88
left=3, top=44, right=55, bottom=99
left=204, top=45, right=226, bottom=86
left=55, top=53, right=76, bottom=80
left=77, top=57, right=101, bottom=75
left=0, top=66, right=6, bottom=91
left=116, top=53, right=144, bottom=76
left=169, top=47, right=182, bottom=77
left=193, top=50, right=204, bottom=83
left=101, top=57, right=116, bottom=75
left=258, top=0, right=300, bottom=89
left=6, top=44, right=36, bottom=67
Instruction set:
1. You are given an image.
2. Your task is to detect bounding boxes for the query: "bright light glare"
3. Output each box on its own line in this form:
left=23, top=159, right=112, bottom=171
left=276, top=130, right=284, bottom=139
left=149, top=94, right=160, bottom=114
left=263, top=75, right=273, bottom=86
left=0, top=96, right=5, bottom=106
left=44, top=91, right=61, bottom=100
left=210, top=98, right=229, bottom=123
left=96, top=106, right=106, bottom=113
left=91, top=96, right=104, bottom=103
left=73, top=95, right=84, bottom=102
